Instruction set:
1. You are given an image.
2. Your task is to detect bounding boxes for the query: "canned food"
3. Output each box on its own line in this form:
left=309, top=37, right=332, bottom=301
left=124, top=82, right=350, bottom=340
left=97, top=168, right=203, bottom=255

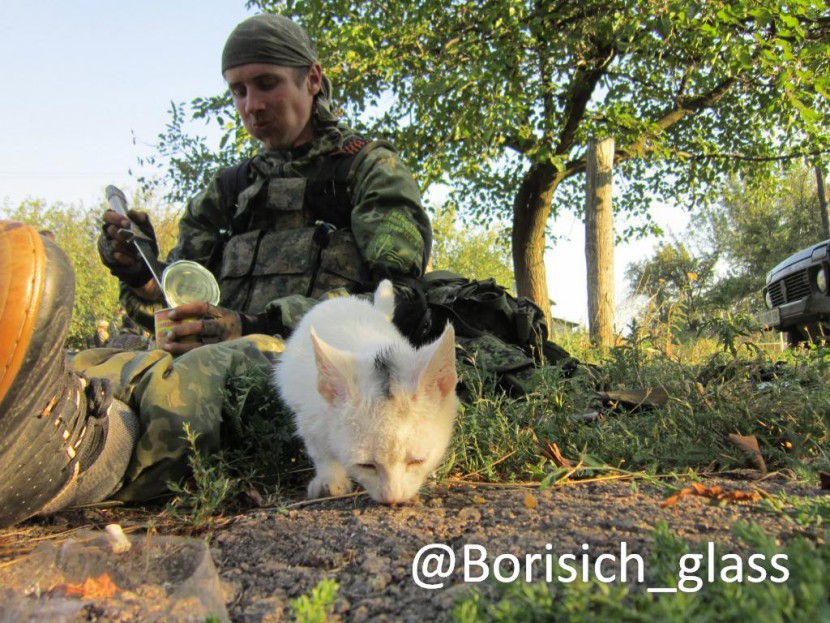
left=161, top=260, right=220, bottom=307
left=154, top=307, right=198, bottom=347
left=154, top=261, right=221, bottom=349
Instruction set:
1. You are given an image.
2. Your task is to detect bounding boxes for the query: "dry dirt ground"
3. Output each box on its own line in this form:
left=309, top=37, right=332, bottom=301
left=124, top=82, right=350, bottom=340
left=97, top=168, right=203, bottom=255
left=0, top=474, right=825, bottom=622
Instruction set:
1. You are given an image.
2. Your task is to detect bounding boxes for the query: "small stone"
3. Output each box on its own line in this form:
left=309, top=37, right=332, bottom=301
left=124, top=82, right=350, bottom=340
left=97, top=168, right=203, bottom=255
left=458, top=507, right=481, bottom=522
left=369, top=572, right=390, bottom=591
left=362, top=553, right=387, bottom=575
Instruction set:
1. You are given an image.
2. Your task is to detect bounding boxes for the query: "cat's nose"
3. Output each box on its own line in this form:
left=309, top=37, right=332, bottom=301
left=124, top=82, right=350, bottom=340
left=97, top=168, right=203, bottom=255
left=378, top=492, right=410, bottom=506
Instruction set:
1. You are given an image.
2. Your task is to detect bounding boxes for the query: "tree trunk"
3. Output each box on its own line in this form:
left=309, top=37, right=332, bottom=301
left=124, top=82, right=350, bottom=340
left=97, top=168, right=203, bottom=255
left=512, top=164, right=559, bottom=330
left=816, top=163, right=829, bottom=240
left=585, top=137, right=616, bottom=348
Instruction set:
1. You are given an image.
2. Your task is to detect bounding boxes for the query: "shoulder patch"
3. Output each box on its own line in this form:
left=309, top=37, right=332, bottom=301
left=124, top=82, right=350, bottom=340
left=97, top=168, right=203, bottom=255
left=340, top=137, right=369, bottom=156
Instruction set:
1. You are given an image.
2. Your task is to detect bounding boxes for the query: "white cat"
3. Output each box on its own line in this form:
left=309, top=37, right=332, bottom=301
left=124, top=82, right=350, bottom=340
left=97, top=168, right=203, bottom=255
left=274, top=280, right=458, bottom=505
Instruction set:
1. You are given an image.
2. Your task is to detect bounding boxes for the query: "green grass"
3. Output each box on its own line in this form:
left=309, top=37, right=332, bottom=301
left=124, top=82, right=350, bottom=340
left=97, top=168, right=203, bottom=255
left=166, top=323, right=830, bottom=530
left=451, top=522, right=830, bottom=622
left=290, top=578, right=340, bottom=623
left=445, top=330, right=830, bottom=487
left=164, top=366, right=306, bottom=526
left=444, top=325, right=830, bottom=620
left=150, top=321, right=830, bottom=622
left=758, top=492, right=830, bottom=534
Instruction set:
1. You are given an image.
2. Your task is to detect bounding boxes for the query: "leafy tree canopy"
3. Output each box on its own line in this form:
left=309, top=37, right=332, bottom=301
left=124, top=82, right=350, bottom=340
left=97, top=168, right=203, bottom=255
left=141, top=0, right=830, bottom=319
left=627, top=162, right=826, bottom=337
left=701, top=164, right=826, bottom=285
left=430, top=204, right=514, bottom=289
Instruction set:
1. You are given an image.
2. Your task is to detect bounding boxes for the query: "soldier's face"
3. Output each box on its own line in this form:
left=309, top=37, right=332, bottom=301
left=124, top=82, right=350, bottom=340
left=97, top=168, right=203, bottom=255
left=225, top=63, right=322, bottom=150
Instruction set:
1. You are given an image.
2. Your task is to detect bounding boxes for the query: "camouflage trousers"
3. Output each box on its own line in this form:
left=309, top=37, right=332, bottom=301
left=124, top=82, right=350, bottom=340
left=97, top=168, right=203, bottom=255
left=66, top=328, right=538, bottom=503
left=69, top=335, right=285, bottom=502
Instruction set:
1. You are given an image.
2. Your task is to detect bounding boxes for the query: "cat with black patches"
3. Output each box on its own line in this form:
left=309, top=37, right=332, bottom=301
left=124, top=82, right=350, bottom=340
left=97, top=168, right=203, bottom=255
left=274, top=280, right=458, bottom=504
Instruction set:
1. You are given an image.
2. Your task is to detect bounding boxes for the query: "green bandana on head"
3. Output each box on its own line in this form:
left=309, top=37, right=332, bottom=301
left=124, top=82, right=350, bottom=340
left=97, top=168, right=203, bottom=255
left=222, top=14, right=338, bottom=125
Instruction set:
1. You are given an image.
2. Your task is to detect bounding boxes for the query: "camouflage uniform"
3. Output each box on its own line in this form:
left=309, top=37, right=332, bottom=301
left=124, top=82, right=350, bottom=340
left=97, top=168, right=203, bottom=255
left=73, top=124, right=432, bottom=502
left=121, top=124, right=430, bottom=332
left=69, top=335, right=285, bottom=501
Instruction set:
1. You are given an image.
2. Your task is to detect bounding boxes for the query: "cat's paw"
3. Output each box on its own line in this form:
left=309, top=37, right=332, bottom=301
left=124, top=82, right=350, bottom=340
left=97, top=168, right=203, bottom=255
left=307, top=474, right=353, bottom=498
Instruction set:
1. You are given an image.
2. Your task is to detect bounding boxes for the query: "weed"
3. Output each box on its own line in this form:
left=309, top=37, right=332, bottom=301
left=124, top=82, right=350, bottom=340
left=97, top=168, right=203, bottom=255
left=163, top=320, right=829, bottom=522
left=164, top=366, right=307, bottom=525
left=219, top=363, right=306, bottom=490
left=451, top=522, right=830, bottom=622
left=703, top=312, right=763, bottom=357
left=165, top=422, right=235, bottom=528
left=758, top=492, right=830, bottom=533
left=290, top=578, right=340, bottom=623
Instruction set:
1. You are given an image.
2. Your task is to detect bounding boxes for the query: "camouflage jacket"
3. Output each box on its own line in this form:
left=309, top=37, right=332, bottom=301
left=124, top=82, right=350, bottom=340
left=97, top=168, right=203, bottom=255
left=122, top=123, right=432, bottom=333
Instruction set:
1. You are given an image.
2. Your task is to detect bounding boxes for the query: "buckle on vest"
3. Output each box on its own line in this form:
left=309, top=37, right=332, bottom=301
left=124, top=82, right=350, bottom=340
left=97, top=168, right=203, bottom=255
left=313, top=222, right=337, bottom=248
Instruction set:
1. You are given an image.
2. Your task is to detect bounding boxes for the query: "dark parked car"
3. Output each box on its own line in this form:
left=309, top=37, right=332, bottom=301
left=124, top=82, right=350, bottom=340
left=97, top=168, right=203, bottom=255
left=759, top=239, right=830, bottom=344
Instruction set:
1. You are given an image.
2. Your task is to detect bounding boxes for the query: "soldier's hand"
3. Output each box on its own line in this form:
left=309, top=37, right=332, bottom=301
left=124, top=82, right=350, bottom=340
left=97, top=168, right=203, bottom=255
left=163, top=302, right=248, bottom=355
left=97, top=209, right=159, bottom=288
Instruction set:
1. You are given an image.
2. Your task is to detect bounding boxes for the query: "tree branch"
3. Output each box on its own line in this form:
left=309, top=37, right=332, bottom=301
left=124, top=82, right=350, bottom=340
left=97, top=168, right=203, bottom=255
left=621, top=75, right=738, bottom=157
left=559, top=147, right=830, bottom=184
left=554, top=42, right=616, bottom=155
left=673, top=148, right=830, bottom=163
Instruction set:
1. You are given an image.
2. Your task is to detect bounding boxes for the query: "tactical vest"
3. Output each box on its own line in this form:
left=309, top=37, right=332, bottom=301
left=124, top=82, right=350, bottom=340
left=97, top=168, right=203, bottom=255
left=213, top=138, right=387, bottom=313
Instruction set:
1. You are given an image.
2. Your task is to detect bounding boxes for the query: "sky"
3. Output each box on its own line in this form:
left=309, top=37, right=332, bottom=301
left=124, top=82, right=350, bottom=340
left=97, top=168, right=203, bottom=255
left=0, top=1, right=689, bottom=327
left=0, top=1, right=251, bottom=200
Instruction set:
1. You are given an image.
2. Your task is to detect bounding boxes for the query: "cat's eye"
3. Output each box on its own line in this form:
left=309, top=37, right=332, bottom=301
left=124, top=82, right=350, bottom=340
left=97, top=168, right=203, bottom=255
left=407, top=459, right=425, bottom=467
left=357, top=463, right=377, bottom=471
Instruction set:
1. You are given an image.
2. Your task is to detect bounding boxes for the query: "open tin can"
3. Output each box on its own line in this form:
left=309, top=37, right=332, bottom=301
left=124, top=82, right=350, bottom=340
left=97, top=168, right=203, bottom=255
left=154, top=261, right=221, bottom=347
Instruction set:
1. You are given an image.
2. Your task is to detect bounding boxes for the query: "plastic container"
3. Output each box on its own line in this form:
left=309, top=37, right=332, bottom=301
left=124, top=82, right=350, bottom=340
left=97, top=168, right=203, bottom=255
left=0, top=530, right=230, bottom=622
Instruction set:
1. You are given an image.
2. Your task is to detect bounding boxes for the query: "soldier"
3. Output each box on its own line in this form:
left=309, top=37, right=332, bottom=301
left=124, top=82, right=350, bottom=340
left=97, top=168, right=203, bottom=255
left=0, top=14, right=431, bottom=527
left=100, top=14, right=430, bottom=352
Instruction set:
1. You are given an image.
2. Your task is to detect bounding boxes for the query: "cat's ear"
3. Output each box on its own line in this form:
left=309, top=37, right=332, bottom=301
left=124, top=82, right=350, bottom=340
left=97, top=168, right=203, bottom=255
left=416, top=323, right=457, bottom=399
left=310, top=328, right=355, bottom=406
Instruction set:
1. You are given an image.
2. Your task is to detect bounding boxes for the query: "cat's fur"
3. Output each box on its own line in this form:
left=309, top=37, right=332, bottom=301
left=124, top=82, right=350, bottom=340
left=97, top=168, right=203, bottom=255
left=274, top=280, right=458, bottom=504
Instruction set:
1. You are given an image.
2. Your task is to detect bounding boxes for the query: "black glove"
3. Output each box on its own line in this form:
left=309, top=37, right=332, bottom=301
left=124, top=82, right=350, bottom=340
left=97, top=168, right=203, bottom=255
left=97, top=210, right=159, bottom=288
left=239, top=309, right=285, bottom=337
left=201, top=306, right=284, bottom=342
left=163, top=304, right=285, bottom=353
left=199, top=305, right=245, bottom=344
